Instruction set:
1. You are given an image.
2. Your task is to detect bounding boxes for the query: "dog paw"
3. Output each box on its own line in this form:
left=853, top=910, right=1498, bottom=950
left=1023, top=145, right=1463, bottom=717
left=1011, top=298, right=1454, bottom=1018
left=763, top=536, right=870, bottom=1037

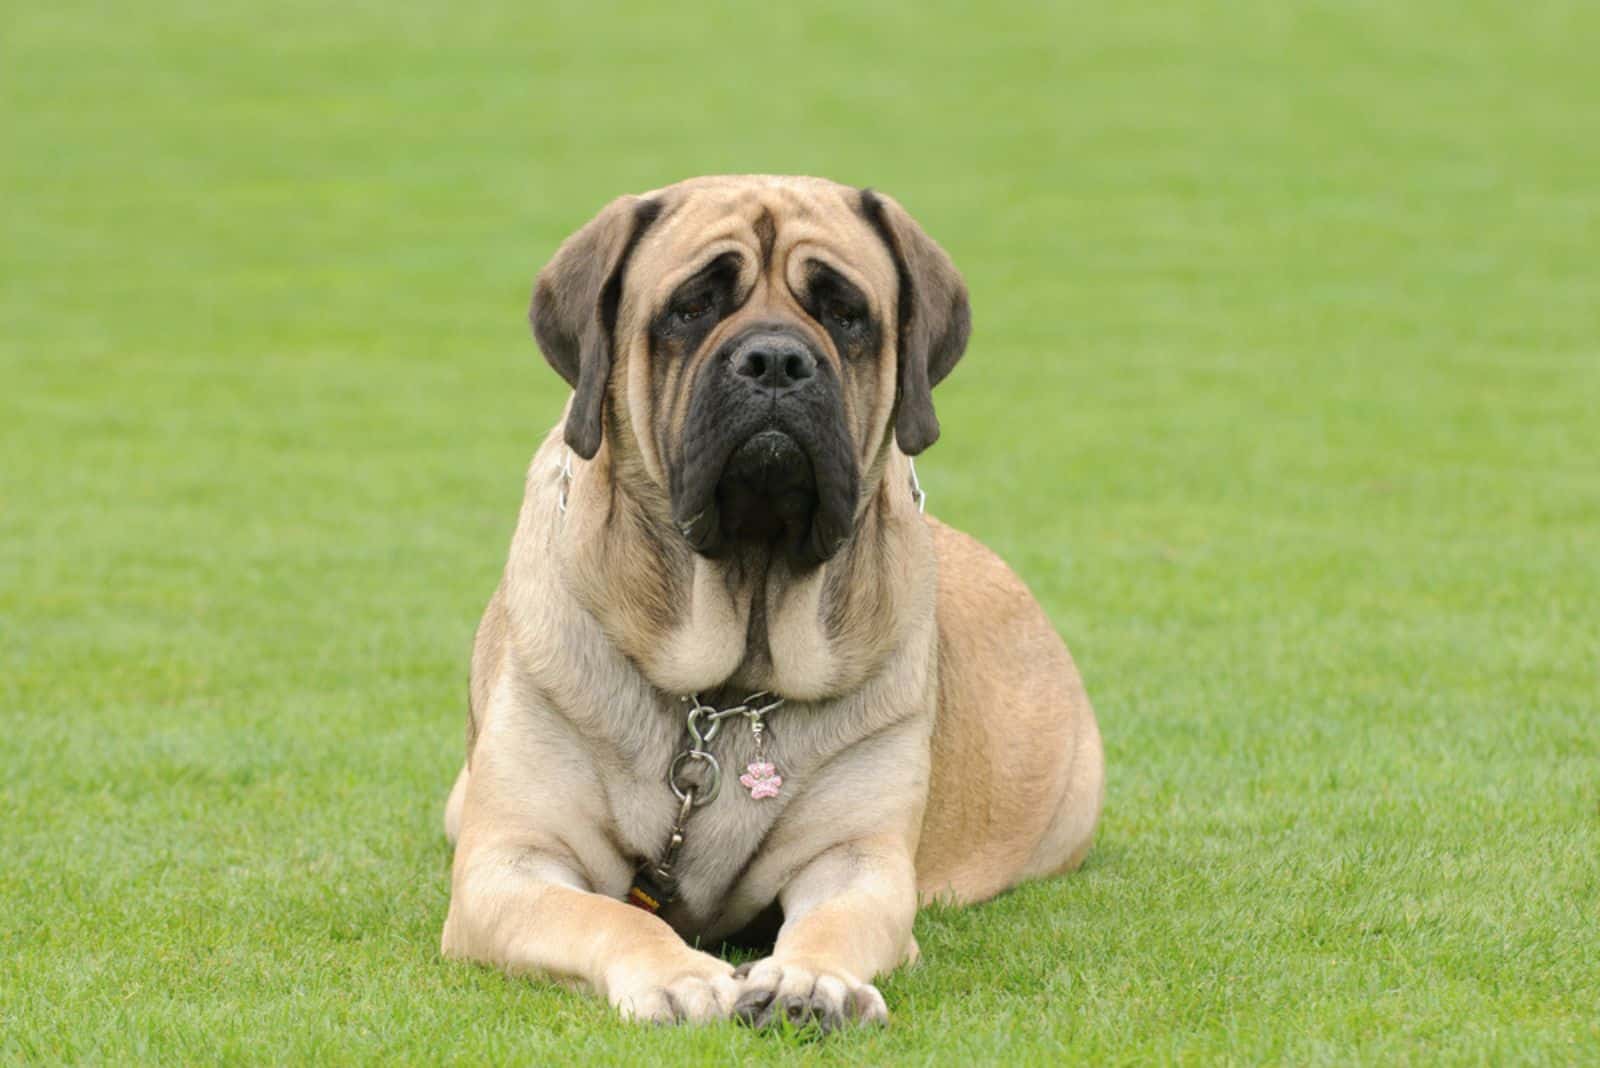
left=609, top=956, right=739, bottom=1025
left=732, top=957, right=889, bottom=1032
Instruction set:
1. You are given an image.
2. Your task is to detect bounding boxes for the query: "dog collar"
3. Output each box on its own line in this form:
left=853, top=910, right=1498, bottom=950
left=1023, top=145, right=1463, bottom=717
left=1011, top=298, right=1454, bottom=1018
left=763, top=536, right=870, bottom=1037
left=628, top=692, right=783, bottom=913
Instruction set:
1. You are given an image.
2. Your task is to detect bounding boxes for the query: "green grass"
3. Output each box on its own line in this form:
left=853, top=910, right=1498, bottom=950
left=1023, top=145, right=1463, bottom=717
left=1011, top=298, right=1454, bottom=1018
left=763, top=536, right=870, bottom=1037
left=4, top=1, right=1598, bottom=1063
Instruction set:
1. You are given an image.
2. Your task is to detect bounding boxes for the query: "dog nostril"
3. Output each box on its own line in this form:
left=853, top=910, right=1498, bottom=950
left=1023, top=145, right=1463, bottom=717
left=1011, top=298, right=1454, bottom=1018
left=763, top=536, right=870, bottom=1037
left=734, top=337, right=815, bottom=389
left=737, top=351, right=767, bottom=380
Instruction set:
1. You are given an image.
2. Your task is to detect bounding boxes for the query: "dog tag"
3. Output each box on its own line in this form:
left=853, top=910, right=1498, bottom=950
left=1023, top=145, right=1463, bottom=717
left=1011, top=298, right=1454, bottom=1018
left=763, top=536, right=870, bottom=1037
left=626, top=867, right=673, bottom=913
left=739, top=760, right=783, bottom=800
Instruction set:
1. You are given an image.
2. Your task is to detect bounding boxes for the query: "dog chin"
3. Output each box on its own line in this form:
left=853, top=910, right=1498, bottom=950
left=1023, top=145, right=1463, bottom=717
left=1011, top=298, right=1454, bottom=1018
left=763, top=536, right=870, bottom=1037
left=673, top=428, right=855, bottom=568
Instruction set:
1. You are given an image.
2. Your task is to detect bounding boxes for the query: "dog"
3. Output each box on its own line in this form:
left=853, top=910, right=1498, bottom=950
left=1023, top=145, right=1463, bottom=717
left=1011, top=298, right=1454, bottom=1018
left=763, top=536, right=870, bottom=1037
left=440, top=175, right=1103, bottom=1030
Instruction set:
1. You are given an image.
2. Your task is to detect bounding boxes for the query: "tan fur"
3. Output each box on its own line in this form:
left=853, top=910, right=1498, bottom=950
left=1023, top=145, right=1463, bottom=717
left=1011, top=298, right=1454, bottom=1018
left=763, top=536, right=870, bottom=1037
left=915, top=520, right=1105, bottom=902
left=441, top=176, right=1102, bottom=1027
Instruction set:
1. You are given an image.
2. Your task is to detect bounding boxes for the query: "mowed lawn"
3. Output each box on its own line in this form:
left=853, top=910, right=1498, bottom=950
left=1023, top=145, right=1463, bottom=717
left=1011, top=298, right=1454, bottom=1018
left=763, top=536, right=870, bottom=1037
left=4, top=2, right=1598, bottom=1063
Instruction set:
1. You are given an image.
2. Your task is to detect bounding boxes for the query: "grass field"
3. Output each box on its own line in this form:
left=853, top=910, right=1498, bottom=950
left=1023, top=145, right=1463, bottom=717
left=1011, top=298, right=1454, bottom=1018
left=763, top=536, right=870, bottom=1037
left=4, top=2, right=1599, bottom=1063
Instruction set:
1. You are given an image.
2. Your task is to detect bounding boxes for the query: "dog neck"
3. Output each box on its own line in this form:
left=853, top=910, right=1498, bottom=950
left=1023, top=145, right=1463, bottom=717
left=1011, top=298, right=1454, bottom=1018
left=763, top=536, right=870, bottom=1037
left=554, top=441, right=934, bottom=702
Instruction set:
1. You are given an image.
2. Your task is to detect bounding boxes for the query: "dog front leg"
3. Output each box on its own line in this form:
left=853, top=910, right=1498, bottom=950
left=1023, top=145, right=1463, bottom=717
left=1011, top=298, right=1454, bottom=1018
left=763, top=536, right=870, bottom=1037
left=734, top=835, right=917, bottom=1030
left=441, top=843, right=737, bottom=1024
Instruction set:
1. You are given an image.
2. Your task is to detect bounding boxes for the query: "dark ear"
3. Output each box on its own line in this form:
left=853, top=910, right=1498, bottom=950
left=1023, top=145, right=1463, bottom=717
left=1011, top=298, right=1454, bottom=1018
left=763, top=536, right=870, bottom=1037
left=530, top=196, right=662, bottom=459
left=859, top=188, right=971, bottom=455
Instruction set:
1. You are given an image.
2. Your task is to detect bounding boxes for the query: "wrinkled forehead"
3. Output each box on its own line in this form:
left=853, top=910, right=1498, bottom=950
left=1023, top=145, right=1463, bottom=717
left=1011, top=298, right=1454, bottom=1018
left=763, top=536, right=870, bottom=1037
left=625, top=177, right=898, bottom=307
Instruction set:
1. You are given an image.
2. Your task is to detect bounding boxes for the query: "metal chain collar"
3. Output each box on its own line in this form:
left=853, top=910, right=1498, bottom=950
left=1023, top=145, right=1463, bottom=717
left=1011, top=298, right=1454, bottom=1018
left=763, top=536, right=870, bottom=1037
left=667, top=692, right=784, bottom=808
left=632, top=693, right=783, bottom=911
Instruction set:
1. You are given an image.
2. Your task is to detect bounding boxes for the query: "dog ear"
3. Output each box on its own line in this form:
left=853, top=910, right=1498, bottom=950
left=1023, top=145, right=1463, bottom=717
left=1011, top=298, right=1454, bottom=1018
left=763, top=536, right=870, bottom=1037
left=530, top=196, right=662, bottom=459
left=859, top=189, right=971, bottom=456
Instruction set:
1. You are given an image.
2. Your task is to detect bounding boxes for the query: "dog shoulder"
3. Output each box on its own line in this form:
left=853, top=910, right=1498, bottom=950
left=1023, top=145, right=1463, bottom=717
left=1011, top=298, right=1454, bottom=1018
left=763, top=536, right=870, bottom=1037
left=927, top=517, right=1052, bottom=637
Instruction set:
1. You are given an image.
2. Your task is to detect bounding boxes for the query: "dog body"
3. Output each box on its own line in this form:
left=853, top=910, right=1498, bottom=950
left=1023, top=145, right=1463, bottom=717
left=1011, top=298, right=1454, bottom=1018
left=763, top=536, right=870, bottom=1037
left=441, top=176, right=1102, bottom=1027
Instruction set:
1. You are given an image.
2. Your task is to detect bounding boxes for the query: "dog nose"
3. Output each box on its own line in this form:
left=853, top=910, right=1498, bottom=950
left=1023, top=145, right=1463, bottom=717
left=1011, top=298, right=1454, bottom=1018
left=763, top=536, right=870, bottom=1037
left=732, top=332, right=816, bottom=392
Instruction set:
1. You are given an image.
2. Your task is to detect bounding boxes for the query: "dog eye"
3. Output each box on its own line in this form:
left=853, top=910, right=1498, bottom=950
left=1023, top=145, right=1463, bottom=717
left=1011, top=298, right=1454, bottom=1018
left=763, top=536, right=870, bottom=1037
left=672, top=294, right=713, bottom=324
left=824, top=301, right=859, bottom=331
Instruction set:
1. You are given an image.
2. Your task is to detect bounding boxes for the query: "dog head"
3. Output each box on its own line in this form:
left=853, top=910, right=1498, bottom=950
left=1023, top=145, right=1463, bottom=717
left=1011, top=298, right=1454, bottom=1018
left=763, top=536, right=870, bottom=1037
left=531, top=175, right=969, bottom=569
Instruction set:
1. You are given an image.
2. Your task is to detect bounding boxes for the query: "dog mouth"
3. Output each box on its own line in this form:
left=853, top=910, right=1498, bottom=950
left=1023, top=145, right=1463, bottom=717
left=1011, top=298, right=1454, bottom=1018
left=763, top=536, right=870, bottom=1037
left=674, top=420, right=857, bottom=567
left=712, top=429, right=818, bottom=548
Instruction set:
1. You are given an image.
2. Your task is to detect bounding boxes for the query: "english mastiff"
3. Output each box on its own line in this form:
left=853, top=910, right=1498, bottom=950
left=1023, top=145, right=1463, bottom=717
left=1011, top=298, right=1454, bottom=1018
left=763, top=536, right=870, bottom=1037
left=441, top=175, right=1103, bottom=1029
